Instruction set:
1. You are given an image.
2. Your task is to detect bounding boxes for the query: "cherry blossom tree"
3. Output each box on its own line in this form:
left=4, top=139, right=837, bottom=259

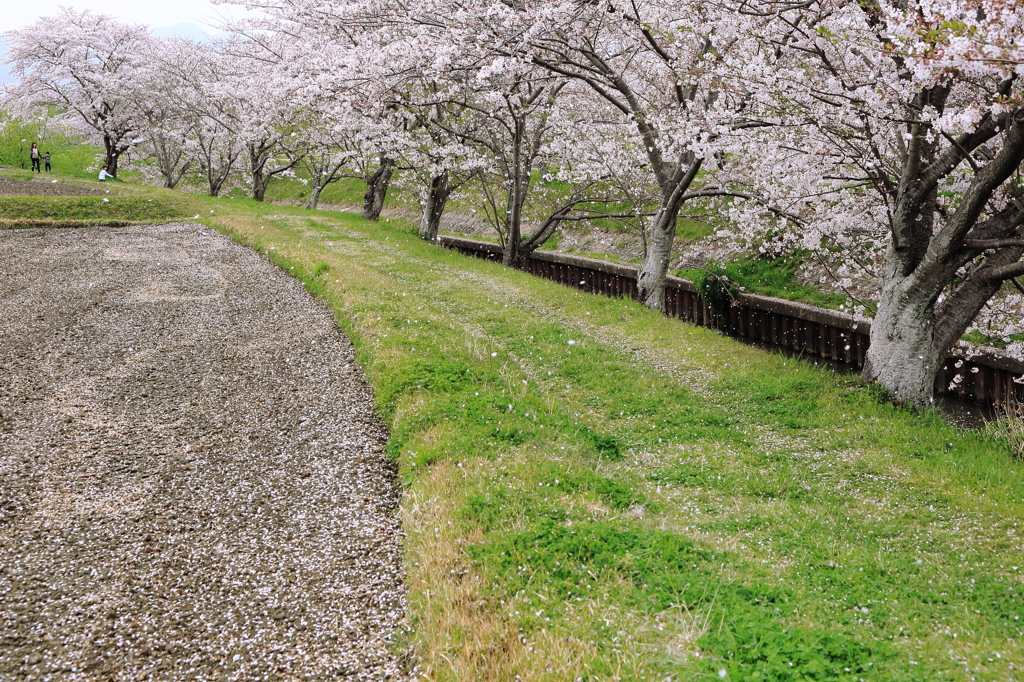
left=472, top=0, right=763, bottom=306
left=216, top=34, right=305, bottom=202
left=166, top=45, right=244, bottom=196
left=4, top=9, right=153, bottom=177
left=423, top=69, right=572, bottom=264
left=214, top=5, right=407, bottom=210
left=7, top=0, right=1021, bottom=407
left=187, top=110, right=242, bottom=197
left=396, top=106, right=482, bottom=242
left=134, top=37, right=212, bottom=188
left=725, top=0, right=1024, bottom=406
left=292, top=116, right=355, bottom=211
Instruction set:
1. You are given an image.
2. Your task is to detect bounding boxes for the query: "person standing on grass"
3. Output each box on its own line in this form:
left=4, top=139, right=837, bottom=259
left=30, top=143, right=40, bottom=173
left=98, top=166, right=112, bottom=181
left=44, top=152, right=51, bottom=172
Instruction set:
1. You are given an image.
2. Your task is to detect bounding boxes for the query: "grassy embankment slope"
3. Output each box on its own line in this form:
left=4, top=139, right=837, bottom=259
left=0, top=194, right=192, bottom=227
left=261, top=172, right=853, bottom=312
left=0, top=147, right=188, bottom=226
left=3, top=170, right=1023, bottom=680
left=203, top=198, right=1022, bottom=681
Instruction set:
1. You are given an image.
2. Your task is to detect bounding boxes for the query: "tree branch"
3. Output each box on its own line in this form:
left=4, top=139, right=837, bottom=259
left=964, top=239, right=1024, bottom=250
left=981, top=260, right=1024, bottom=282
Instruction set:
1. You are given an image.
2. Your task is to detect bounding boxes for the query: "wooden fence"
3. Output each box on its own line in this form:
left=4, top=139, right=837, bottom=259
left=439, top=235, right=1024, bottom=407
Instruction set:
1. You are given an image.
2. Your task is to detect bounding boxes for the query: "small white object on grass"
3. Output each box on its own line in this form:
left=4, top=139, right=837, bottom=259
left=567, top=340, right=576, bottom=346
left=193, top=215, right=201, bottom=219
left=719, top=670, right=728, bottom=679
left=491, top=352, right=498, bottom=357
left=102, top=198, right=109, bottom=203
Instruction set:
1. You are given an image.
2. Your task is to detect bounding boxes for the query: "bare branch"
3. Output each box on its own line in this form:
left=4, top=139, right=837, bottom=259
left=964, top=239, right=1024, bottom=250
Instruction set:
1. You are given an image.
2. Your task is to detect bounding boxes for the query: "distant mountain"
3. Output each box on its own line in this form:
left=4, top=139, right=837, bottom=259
left=151, top=22, right=228, bottom=43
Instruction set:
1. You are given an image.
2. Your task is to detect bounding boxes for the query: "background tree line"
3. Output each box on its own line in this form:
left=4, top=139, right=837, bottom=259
left=3, top=0, right=1023, bottom=407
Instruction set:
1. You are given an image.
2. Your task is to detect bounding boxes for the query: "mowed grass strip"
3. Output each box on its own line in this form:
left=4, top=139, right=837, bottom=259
left=200, top=199, right=1024, bottom=681
left=0, top=193, right=190, bottom=224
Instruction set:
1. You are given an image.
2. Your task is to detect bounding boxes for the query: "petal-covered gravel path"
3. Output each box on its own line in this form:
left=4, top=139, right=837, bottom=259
left=0, top=223, right=406, bottom=680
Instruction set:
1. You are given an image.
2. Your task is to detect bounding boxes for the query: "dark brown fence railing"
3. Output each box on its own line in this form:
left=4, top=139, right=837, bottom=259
left=439, top=235, right=1024, bottom=407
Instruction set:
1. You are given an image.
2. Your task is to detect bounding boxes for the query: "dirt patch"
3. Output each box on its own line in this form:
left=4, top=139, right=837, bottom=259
left=0, top=223, right=407, bottom=680
left=0, top=177, right=115, bottom=197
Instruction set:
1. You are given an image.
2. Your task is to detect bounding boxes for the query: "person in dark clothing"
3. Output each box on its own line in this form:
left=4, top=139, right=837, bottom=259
left=30, top=143, right=41, bottom=173
left=43, top=152, right=51, bottom=172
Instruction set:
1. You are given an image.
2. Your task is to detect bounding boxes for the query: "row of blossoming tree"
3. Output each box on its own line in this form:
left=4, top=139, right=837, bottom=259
left=4, top=0, right=1023, bottom=407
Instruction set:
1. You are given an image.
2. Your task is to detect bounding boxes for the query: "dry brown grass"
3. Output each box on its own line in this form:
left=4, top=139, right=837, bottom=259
left=403, top=462, right=535, bottom=680
left=987, top=396, right=1024, bottom=459
left=401, top=460, right=714, bottom=681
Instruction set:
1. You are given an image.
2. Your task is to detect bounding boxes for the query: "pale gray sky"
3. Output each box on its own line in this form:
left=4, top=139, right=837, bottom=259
left=1, top=0, right=239, bottom=34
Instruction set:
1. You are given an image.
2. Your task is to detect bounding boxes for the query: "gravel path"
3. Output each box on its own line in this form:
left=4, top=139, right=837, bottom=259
left=0, top=223, right=407, bottom=680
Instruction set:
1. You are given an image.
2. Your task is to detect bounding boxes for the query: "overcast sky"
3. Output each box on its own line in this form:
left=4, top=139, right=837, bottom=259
left=1, top=0, right=237, bottom=35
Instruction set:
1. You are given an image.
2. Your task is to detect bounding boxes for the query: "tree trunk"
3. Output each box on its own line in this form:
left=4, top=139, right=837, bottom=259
left=636, top=204, right=683, bottom=309
left=249, top=143, right=273, bottom=202
left=507, top=204, right=573, bottom=269
left=418, top=172, right=450, bottom=241
left=208, top=163, right=230, bottom=197
left=208, top=174, right=225, bottom=197
left=362, top=157, right=394, bottom=221
left=306, top=184, right=323, bottom=210
left=163, top=162, right=189, bottom=189
left=862, top=278, right=946, bottom=408
left=501, top=204, right=524, bottom=267
left=864, top=243, right=1020, bottom=408
left=636, top=158, right=701, bottom=309
left=862, top=95, right=1024, bottom=407
left=103, top=135, right=123, bottom=177
left=500, top=117, right=532, bottom=267
left=251, top=162, right=268, bottom=202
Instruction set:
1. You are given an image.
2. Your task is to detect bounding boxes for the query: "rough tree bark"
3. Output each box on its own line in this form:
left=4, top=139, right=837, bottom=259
left=306, top=185, right=324, bottom=211
left=503, top=202, right=577, bottom=269
left=526, top=30, right=711, bottom=310
left=152, top=137, right=190, bottom=189
left=418, top=171, right=451, bottom=241
left=305, top=160, right=346, bottom=210
left=200, top=147, right=237, bottom=197
left=250, top=146, right=271, bottom=202
left=102, top=133, right=131, bottom=178
left=862, top=89, right=1024, bottom=407
left=249, top=141, right=300, bottom=202
left=500, top=119, right=531, bottom=268
left=362, top=156, right=394, bottom=221
left=635, top=157, right=701, bottom=309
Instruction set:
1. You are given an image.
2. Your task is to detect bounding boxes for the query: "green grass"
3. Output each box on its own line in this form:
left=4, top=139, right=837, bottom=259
left=2, top=144, right=127, bottom=181
left=677, top=215, right=716, bottom=241
left=201, top=199, right=1023, bottom=681
left=963, top=330, right=1024, bottom=348
left=42, top=144, right=107, bottom=180
left=0, top=160, right=197, bottom=226
left=8, top=173, right=1023, bottom=680
left=0, top=194, right=191, bottom=224
left=262, top=175, right=376, bottom=207
left=680, top=255, right=849, bottom=310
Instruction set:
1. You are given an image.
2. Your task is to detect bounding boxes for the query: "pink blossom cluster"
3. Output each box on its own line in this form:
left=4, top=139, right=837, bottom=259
left=4, top=0, right=1023, bottom=385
